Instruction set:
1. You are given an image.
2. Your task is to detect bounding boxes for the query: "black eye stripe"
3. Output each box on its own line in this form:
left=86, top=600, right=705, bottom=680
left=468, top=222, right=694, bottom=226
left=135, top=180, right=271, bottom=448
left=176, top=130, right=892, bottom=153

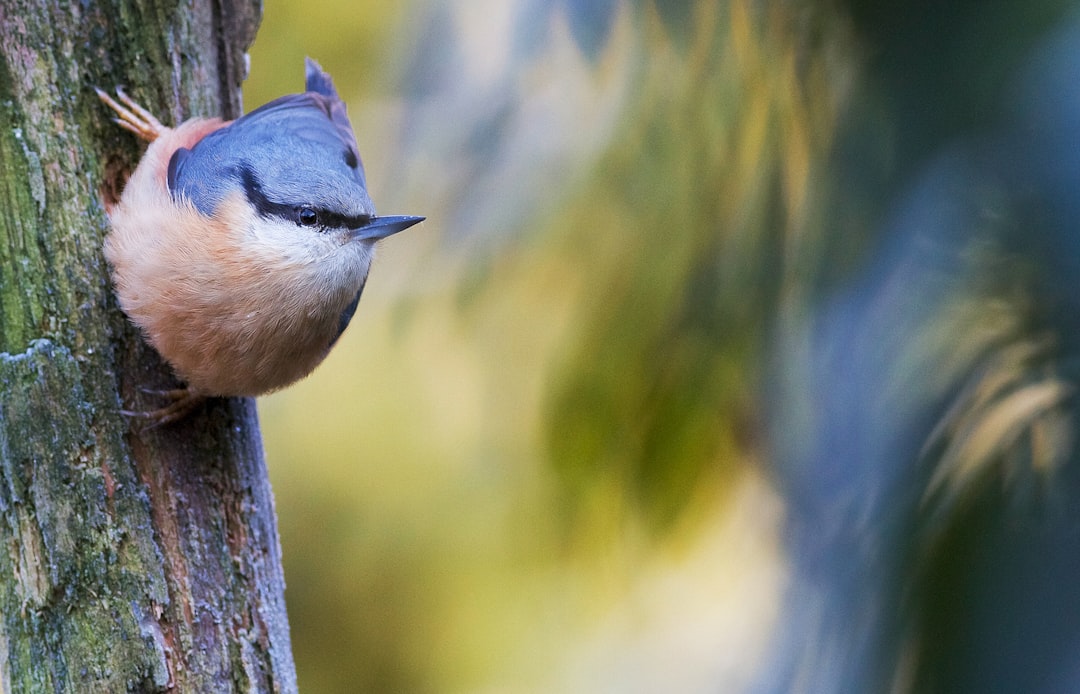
left=239, top=165, right=293, bottom=220
left=316, top=210, right=372, bottom=229
left=238, top=165, right=372, bottom=230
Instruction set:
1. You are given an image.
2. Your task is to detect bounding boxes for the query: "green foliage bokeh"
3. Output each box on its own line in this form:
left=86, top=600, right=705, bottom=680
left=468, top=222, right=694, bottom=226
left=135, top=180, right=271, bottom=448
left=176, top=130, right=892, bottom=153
left=247, top=1, right=845, bottom=691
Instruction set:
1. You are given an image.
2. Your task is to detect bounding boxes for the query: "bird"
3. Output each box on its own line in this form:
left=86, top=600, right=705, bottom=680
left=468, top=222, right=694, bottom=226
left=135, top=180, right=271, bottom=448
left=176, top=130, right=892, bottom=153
left=97, top=57, right=423, bottom=424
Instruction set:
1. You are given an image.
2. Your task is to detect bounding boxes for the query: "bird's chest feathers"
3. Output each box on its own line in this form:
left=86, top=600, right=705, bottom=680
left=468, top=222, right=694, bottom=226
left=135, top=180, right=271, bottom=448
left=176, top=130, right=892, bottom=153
left=213, top=195, right=373, bottom=323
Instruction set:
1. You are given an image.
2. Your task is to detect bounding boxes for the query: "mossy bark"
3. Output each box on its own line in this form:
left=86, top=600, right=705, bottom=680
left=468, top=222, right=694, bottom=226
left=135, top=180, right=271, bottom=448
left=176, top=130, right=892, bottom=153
left=0, top=0, right=296, bottom=691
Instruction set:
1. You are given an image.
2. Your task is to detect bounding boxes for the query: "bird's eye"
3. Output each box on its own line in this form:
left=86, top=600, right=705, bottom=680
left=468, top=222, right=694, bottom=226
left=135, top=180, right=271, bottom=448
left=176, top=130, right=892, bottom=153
left=298, top=207, right=318, bottom=226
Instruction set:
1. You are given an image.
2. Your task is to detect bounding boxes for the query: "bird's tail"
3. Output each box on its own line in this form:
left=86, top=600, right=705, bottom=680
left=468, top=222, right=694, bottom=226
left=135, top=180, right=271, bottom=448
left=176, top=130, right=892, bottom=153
left=304, top=57, right=340, bottom=99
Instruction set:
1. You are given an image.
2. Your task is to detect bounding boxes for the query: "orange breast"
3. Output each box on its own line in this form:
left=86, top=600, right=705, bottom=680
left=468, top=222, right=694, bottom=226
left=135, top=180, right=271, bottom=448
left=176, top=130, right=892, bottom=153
left=104, top=121, right=369, bottom=397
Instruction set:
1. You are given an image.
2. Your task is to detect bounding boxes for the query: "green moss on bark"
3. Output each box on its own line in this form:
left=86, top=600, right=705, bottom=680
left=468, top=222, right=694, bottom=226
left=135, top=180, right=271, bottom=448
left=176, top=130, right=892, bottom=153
left=0, top=0, right=294, bottom=691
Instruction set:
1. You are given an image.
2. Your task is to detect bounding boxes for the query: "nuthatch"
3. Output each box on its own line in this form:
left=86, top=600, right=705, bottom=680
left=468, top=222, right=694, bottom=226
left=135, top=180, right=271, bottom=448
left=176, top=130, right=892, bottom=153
left=97, top=58, right=423, bottom=423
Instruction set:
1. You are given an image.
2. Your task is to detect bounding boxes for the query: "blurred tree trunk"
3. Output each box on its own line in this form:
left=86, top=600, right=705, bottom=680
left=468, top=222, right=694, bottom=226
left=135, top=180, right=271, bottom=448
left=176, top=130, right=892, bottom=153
left=0, top=0, right=297, bottom=691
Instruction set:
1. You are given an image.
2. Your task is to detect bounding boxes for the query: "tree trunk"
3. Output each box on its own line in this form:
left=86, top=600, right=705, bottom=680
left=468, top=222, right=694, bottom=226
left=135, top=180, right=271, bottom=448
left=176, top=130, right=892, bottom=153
left=0, top=0, right=297, bottom=691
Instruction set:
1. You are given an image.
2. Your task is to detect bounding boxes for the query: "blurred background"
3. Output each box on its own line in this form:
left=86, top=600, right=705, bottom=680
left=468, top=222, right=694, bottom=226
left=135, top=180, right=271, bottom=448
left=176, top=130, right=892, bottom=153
left=246, top=1, right=1080, bottom=692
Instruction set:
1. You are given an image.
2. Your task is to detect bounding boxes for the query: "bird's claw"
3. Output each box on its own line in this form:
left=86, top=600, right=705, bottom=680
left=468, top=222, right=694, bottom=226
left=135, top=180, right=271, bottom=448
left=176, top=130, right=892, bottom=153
left=121, top=387, right=206, bottom=427
left=95, top=86, right=165, bottom=142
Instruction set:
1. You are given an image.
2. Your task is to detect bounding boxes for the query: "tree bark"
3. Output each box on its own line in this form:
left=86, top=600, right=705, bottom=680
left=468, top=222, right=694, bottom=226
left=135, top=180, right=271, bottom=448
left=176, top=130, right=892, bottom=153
left=0, top=0, right=297, bottom=691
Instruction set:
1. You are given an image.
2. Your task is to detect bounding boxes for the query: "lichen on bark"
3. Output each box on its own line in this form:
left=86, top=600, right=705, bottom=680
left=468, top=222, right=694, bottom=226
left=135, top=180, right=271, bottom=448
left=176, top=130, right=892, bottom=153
left=0, top=0, right=295, bottom=691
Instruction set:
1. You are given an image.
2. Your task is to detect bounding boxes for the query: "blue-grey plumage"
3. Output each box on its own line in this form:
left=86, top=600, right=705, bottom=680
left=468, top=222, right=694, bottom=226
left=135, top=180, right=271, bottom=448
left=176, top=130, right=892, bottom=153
left=169, top=58, right=374, bottom=223
left=98, top=58, right=424, bottom=423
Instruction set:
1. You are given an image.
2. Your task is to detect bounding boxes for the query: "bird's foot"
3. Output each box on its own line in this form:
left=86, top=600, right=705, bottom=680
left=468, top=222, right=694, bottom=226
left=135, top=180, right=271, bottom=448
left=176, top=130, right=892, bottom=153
left=122, top=386, right=206, bottom=427
left=95, top=86, right=165, bottom=142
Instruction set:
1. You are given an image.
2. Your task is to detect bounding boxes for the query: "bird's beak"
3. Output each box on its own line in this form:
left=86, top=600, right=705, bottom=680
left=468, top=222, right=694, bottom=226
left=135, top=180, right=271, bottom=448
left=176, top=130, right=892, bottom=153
left=350, top=215, right=425, bottom=241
